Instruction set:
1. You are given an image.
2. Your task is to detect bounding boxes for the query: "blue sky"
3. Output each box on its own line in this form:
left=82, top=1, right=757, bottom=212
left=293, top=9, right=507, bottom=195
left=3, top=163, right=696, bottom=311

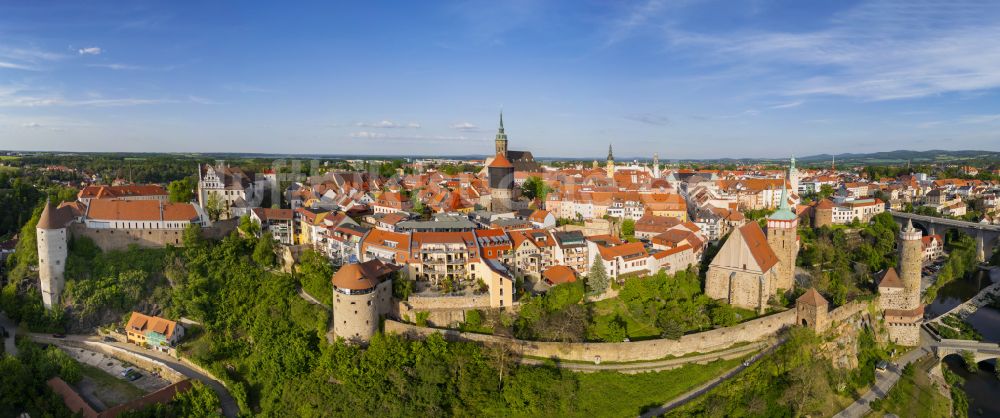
left=2, top=0, right=1000, bottom=159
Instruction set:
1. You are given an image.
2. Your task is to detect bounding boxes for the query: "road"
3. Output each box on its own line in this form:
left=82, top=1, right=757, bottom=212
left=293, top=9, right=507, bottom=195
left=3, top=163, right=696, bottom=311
left=0, top=311, right=16, bottom=356
left=833, top=329, right=934, bottom=418
left=638, top=338, right=785, bottom=417
left=29, top=333, right=240, bottom=417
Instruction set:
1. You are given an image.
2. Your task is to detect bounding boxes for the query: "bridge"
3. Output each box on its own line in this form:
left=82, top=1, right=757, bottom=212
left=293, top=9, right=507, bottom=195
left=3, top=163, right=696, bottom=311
left=931, top=338, right=1000, bottom=363
left=888, top=211, right=1000, bottom=262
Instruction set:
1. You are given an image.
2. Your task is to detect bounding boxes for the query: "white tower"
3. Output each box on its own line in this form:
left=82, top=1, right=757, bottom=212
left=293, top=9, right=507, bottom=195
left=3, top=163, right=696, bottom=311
left=653, top=152, right=660, bottom=178
left=37, top=201, right=70, bottom=310
left=788, top=156, right=799, bottom=195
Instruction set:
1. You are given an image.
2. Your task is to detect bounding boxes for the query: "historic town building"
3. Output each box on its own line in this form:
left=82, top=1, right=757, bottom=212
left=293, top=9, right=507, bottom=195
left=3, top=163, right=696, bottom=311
left=331, top=259, right=399, bottom=344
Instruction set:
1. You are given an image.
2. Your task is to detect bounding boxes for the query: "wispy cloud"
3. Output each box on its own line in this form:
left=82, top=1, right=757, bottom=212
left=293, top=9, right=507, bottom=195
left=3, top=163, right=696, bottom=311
left=0, top=85, right=212, bottom=107
left=960, top=114, right=1000, bottom=124
left=355, top=120, right=421, bottom=129
left=350, top=131, right=484, bottom=142
left=0, top=46, right=66, bottom=70
left=624, top=113, right=670, bottom=126
left=78, top=47, right=102, bottom=55
left=450, top=122, right=480, bottom=131
left=768, top=100, right=804, bottom=109
left=603, top=0, right=667, bottom=46
left=86, top=63, right=143, bottom=70
left=661, top=0, right=1000, bottom=101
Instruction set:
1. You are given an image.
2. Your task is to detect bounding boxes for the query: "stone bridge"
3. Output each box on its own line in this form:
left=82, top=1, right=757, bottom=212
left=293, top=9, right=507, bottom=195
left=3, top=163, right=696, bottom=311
left=932, top=339, right=1000, bottom=363
left=889, top=211, right=1000, bottom=262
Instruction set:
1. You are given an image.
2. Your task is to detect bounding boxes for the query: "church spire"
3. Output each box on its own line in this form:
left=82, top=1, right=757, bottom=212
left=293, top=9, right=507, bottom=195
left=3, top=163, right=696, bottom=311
left=499, top=110, right=504, bottom=133
left=607, top=144, right=614, bottom=161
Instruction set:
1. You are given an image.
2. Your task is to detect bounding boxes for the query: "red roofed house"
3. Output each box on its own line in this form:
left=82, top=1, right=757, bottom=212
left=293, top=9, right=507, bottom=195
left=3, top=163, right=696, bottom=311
left=250, top=207, right=295, bottom=245
left=921, top=234, right=944, bottom=261
left=77, top=184, right=168, bottom=205
left=126, top=311, right=184, bottom=351
left=591, top=241, right=652, bottom=281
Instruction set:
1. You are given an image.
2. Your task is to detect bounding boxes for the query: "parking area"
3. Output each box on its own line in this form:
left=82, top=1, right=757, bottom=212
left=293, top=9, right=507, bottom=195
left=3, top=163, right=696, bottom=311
left=59, top=346, right=172, bottom=393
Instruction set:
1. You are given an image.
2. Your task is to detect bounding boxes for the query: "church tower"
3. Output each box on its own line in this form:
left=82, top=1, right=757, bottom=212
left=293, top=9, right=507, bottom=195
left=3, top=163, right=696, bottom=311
left=766, top=182, right=798, bottom=293
left=494, top=112, right=508, bottom=158
left=37, top=200, right=70, bottom=310
left=606, top=144, right=614, bottom=178
left=899, top=219, right=923, bottom=308
left=788, top=156, right=799, bottom=195
left=653, top=152, right=660, bottom=178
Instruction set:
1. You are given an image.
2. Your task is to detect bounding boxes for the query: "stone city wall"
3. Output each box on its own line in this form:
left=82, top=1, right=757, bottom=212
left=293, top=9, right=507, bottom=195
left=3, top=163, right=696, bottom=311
left=69, top=219, right=236, bottom=252
left=828, top=300, right=870, bottom=324
left=385, top=309, right=797, bottom=363
left=46, top=338, right=186, bottom=383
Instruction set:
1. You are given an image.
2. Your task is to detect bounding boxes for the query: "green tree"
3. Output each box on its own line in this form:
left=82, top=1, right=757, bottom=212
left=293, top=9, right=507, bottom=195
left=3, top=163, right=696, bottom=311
left=621, top=219, right=636, bottom=240
left=586, top=257, right=609, bottom=295
left=253, top=233, right=277, bottom=267
left=521, top=176, right=550, bottom=201
left=603, top=316, right=627, bottom=342
left=168, top=178, right=196, bottom=203
left=204, top=193, right=224, bottom=221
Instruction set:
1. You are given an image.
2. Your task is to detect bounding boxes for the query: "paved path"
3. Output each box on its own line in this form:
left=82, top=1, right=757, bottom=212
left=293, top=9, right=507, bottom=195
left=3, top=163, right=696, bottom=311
left=520, top=341, right=766, bottom=373
left=833, top=330, right=934, bottom=418
left=0, top=311, right=16, bottom=356
left=297, top=287, right=330, bottom=309
left=29, top=333, right=239, bottom=417
left=638, top=338, right=785, bottom=417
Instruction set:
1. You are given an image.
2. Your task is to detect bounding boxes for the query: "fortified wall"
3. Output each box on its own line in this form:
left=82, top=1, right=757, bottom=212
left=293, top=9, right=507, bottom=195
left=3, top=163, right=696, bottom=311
left=387, top=301, right=871, bottom=363
left=394, top=294, right=519, bottom=327
left=69, top=219, right=237, bottom=252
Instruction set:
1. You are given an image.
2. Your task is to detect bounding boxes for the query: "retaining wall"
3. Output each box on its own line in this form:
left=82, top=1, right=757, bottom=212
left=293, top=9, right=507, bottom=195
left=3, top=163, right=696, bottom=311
left=386, top=308, right=798, bottom=363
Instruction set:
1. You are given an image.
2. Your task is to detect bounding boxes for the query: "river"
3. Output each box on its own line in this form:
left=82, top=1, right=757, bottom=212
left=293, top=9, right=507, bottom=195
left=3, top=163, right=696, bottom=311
left=928, top=267, right=1000, bottom=416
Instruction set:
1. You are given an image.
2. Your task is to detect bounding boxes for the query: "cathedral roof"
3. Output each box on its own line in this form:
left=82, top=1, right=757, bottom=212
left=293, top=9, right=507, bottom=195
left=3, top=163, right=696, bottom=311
left=738, top=222, right=779, bottom=272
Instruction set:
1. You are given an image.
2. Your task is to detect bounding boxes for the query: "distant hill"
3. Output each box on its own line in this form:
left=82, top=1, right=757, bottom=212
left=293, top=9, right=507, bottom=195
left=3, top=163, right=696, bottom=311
left=796, top=150, right=1000, bottom=165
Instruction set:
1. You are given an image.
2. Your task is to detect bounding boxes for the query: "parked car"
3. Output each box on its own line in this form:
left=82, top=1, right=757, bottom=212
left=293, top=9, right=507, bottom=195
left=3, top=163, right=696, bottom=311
left=52, top=333, right=66, bottom=338
left=876, top=360, right=889, bottom=372
left=126, top=370, right=142, bottom=381
left=103, top=336, right=116, bottom=343
left=120, top=367, right=134, bottom=378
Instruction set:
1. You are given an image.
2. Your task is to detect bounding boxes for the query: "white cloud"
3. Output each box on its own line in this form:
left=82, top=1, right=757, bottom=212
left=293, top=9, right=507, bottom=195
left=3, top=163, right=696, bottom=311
left=350, top=131, right=485, bottom=142
left=355, top=120, right=421, bottom=129
left=768, top=101, right=804, bottom=109
left=662, top=0, right=1000, bottom=101
left=0, top=85, right=208, bottom=107
left=0, top=61, right=34, bottom=70
left=87, top=63, right=141, bottom=70
left=961, top=114, right=1000, bottom=124
left=78, top=47, right=102, bottom=55
left=21, top=122, right=42, bottom=128
left=450, top=122, right=480, bottom=131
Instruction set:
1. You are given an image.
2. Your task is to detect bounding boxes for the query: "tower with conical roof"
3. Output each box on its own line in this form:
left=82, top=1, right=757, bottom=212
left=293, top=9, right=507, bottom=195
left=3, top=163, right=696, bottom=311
left=494, top=112, right=508, bottom=158
left=37, top=200, right=71, bottom=310
left=877, top=219, right=924, bottom=345
left=606, top=144, right=614, bottom=178
left=899, top=219, right=922, bottom=308
left=488, top=149, right=515, bottom=212
left=766, top=180, right=799, bottom=293
left=788, top=156, right=799, bottom=195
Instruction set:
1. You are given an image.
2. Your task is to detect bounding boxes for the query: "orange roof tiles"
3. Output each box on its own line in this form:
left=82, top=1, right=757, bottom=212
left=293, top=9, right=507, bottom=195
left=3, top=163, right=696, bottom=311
left=739, top=222, right=779, bottom=272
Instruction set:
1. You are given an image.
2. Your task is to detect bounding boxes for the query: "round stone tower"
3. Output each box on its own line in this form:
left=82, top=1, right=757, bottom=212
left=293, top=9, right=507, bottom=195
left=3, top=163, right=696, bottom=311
left=36, top=200, right=70, bottom=310
left=488, top=152, right=514, bottom=212
left=766, top=183, right=799, bottom=293
left=899, top=219, right=923, bottom=308
left=331, top=260, right=396, bottom=344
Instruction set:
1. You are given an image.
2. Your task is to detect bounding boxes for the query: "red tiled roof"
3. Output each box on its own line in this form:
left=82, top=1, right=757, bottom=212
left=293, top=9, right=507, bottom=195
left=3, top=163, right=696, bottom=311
left=739, top=222, right=779, bottom=272
left=878, top=268, right=904, bottom=289
left=796, top=288, right=828, bottom=306
left=542, top=265, right=577, bottom=285
left=332, top=259, right=399, bottom=290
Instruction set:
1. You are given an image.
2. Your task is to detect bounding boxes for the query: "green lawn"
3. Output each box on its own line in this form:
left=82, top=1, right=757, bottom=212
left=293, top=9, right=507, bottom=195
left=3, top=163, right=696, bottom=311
left=870, top=357, right=951, bottom=418
left=571, top=357, right=745, bottom=418
left=78, top=363, right=146, bottom=407
left=590, top=298, right=661, bottom=340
